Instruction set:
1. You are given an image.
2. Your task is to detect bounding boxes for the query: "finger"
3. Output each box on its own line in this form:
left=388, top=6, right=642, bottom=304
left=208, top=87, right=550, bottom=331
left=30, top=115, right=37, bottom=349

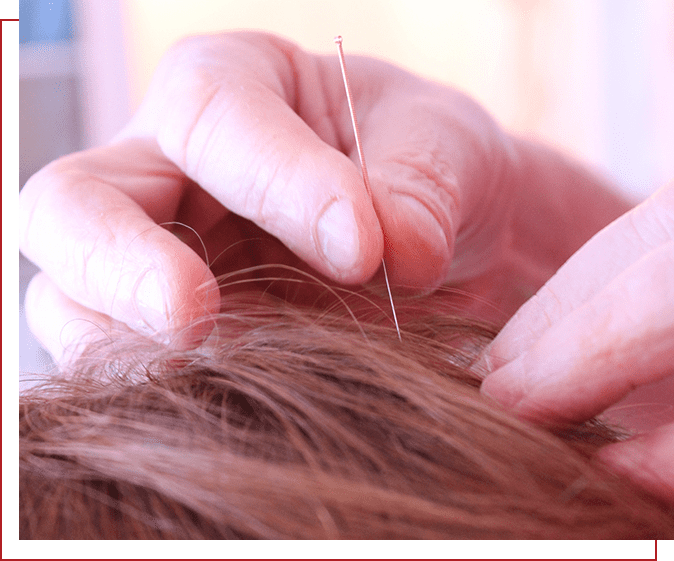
left=26, top=272, right=216, bottom=366
left=19, top=155, right=221, bottom=343
left=25, top=272, right=114, bottom=364
left=602, top=374, right=674, bottom=433
left=483, top=184, right=674, bottom=369
left=126, top=33, right=383, bottom=285
left=366, top=108, right=457, bottom=291
left=480, top=241, right=674, bottom=424
left=360, top=83, right=510, bottom=291
left=598, top=423, right=674, bottom=505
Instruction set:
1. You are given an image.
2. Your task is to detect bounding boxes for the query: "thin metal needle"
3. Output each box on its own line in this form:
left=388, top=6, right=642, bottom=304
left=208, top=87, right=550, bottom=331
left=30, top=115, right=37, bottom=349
left=334, top=35, right=401, bottom=341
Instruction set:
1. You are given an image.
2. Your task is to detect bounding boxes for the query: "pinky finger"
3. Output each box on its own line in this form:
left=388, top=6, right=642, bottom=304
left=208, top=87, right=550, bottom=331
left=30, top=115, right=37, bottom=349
left=598, top=423, right=674, bottom=505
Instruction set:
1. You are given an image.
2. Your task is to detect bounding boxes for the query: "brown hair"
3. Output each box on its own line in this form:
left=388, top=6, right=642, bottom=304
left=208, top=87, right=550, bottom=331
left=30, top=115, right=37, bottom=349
left=19, top=288, right=674, bottom=539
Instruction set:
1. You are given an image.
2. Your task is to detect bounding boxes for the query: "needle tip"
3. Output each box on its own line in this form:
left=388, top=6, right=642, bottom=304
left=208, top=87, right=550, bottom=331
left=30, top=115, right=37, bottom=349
left=333, top=36, right=343, bottom=44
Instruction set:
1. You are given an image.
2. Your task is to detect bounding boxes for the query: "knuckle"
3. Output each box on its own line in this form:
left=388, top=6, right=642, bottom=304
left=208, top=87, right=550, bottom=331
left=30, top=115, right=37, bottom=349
left=653, top=204, right=674, bottom=242
left=160, top=34, right=219, bottom=71
left=375, top=143, right=459, bottom=244
left=153, top=38, right=246, bottom=176
left=242, top=155, right=290, bottom=227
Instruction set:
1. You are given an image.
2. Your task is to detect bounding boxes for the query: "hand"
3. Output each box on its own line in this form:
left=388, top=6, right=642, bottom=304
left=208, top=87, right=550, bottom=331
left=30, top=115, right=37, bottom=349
left=20, top=31, right=630, bottom=362
left=480, top=182, right=674, bottom=503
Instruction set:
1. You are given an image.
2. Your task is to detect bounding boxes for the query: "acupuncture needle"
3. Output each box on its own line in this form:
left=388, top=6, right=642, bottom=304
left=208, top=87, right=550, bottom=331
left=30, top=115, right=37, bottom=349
left=334, top=36, right=402, bottom=341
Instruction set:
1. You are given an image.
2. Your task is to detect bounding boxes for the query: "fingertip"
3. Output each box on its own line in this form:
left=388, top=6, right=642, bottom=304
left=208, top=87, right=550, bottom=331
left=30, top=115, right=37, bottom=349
left=314, top=193, right=383, bottom=284
left=479, top=356, right=527, bottom=411
left=24, top=272, right=54, bottom=354
left=472, top=343, right=498, bottom=379
left=479, top=353, right=575, bottom=427
left=137, top=237, right=221, bottom=349
left=171, top=265, right=221, bottom=350
left=292, top=151, right=383, bottom=285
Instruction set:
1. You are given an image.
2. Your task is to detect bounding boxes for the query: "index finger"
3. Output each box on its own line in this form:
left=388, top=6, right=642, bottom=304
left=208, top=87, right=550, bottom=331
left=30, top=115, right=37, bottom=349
left=124, top=32, right=384, bottom=284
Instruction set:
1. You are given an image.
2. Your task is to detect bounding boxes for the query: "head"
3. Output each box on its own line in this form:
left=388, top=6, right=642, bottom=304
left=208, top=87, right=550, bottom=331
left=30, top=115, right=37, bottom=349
left=19, top=286, right=674, bottom=539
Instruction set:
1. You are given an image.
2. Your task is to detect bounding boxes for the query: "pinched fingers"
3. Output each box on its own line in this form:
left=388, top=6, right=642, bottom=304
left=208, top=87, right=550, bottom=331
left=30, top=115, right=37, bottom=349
left=355, top=84, right=514, bottom=292
left=483, top=183, right=674, bottom=370
left=20, top=30, right=518, bottom=361
left=125, top=32, right=384, bottom=285
left=126, top=32, right=515, bottom=292
left=481, top=240, right=674, bottom=425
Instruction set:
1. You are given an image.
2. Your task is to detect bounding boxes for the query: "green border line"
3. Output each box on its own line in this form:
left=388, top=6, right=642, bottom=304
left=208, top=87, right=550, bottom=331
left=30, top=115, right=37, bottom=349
left=0, top=2, right=674, bottom=560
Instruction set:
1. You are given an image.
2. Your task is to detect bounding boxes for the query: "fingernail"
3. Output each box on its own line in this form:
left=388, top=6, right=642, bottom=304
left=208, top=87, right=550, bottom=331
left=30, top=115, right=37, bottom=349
left=134, top=269, right=170, bottom=335
left=317, top=199, right=360, bottom=274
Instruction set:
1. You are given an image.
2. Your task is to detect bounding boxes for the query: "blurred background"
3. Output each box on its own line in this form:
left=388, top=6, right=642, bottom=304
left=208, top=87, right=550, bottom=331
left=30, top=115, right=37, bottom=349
left=19, top=0, right=674, bottom=380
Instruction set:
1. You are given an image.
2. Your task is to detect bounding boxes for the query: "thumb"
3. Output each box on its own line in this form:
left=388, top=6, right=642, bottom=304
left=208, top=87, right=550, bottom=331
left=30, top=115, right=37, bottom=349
left=368, top=160, right=456, bottom=292
left=357, top=84, right=511, bottom=293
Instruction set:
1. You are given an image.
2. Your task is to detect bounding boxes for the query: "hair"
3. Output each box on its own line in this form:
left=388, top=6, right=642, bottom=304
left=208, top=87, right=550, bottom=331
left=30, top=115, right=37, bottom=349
left=19, top=284, right=674, bottom=539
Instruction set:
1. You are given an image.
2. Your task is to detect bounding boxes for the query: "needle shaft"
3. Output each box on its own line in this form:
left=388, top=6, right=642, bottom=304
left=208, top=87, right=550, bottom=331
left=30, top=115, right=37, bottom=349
left=334, top=36, right=401, bottom=341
